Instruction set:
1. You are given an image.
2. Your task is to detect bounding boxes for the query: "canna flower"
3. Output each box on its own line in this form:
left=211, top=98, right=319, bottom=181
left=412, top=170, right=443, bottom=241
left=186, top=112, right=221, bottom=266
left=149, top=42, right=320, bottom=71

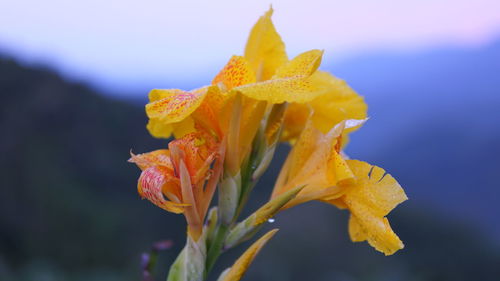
left=129, top=130, right=224, bottom=241
left=129, top=7, right=409, bottom=281
left=271, top=119, right=407, bottom=255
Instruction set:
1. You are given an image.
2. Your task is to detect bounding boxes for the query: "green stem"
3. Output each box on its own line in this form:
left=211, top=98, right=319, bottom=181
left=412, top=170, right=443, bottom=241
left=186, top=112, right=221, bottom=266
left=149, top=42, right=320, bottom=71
left=205, top=223, right=230, bottom=276
left=232, top=179, right=256, bottom=223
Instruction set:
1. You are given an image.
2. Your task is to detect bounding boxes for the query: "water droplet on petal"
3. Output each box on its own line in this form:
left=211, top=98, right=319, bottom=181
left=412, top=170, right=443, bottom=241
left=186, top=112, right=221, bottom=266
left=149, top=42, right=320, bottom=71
left=268, top=218, right=275, bottom=223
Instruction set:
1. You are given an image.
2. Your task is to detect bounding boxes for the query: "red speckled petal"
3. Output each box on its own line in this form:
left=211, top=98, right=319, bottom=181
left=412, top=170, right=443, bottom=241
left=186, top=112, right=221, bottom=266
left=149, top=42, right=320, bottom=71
left=137, top=166, right=185, bottom=213
left=212, top=56, right=256, bottom=90
left=146, top=87, right=209, bottom=123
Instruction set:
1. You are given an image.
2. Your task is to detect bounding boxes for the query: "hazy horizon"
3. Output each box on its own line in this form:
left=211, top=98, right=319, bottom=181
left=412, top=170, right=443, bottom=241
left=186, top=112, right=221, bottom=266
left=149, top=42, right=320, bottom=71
left=2, top=0, right=500, bottom=97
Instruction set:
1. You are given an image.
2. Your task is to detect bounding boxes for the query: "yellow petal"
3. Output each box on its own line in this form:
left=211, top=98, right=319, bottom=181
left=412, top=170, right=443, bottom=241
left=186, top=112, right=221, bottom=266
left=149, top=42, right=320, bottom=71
left=234, top=74, right=328, bottom=104
left=192, top=88, right=230, bottom=137
left=172, top=117, right=196, bottom=139
left=285, top=120, right=347, bottom=188
left=274, top=49, right=323, bottom=78
left=347, top=214, right=368, bottom=243
left=286, top=119, right=322, bottom=178
left=222, top=229, right=278, bottom=281
left=310, top=72, right=367, bottom=132
left=212, top=56, right=256, bottom=90
left=146, top=86, right=221, bottom=139
left=280, top=102, right=310, bottom=142
left=327, top=149, right=355, bottom=186
left=282, top=71, right=367, bottom=141
left=340, top=160, right=408, bottom=255
left=348, top=213, right=404, bottom=256
left=345, top=160, right=408, bottom=217
left=146, top=86, right=209, bottom=123
left=146, top=118, right=173, bottom=139
left=244, top=7, right=288, bottom=81
left=148, top=88, right=186, bottom=102
left=272, top=120, right=353, bottom=207
left=238, top=96, right=267, bottom=162
left=225, top=94, right=243, bottom=175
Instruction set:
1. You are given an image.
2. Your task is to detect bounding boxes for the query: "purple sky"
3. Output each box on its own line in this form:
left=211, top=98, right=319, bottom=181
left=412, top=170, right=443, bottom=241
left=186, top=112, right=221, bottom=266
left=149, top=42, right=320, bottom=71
left=1, top=0, right=500, bottom=96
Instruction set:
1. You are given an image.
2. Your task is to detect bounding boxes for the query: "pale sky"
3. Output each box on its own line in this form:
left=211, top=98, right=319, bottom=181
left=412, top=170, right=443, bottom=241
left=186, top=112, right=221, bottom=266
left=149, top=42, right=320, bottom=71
left=1, top=0, right=500, bottom=95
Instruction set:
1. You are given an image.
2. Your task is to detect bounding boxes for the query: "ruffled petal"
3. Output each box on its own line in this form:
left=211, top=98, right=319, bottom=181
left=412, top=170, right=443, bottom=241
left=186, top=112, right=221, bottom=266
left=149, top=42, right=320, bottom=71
left=345, top=160, right=408, bottom=217
left=340, top=160, right=408, bottom=255
left=137, top=166, right=185, bottom=214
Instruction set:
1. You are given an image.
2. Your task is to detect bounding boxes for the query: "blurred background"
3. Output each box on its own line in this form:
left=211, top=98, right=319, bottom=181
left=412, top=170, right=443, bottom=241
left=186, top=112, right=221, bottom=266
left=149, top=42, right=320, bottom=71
left=1, top=1, right=499, bottom=280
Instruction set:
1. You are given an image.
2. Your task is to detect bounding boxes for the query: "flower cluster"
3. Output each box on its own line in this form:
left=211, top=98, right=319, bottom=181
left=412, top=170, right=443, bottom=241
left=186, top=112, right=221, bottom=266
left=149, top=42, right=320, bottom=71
left=130, top=8, right=407, bottom=281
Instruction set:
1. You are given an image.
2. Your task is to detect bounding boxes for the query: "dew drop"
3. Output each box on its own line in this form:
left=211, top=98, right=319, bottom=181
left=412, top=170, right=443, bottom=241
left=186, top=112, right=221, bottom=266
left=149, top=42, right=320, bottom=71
left=267, top=218, right=275, bottom=223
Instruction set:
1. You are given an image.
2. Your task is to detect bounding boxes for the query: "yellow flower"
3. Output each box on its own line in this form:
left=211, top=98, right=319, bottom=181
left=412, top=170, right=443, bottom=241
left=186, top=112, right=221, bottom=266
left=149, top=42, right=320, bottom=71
left=271, top=119, right=407, bottom=255
left=129, top=130, right=224, bottom=241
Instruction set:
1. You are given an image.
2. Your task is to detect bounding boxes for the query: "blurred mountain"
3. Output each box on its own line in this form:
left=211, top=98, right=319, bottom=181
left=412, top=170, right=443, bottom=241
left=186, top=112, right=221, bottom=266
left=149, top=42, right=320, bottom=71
left=0, top=58, right=186, bottom=281
left=0, top=38, right=499, bottom=281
